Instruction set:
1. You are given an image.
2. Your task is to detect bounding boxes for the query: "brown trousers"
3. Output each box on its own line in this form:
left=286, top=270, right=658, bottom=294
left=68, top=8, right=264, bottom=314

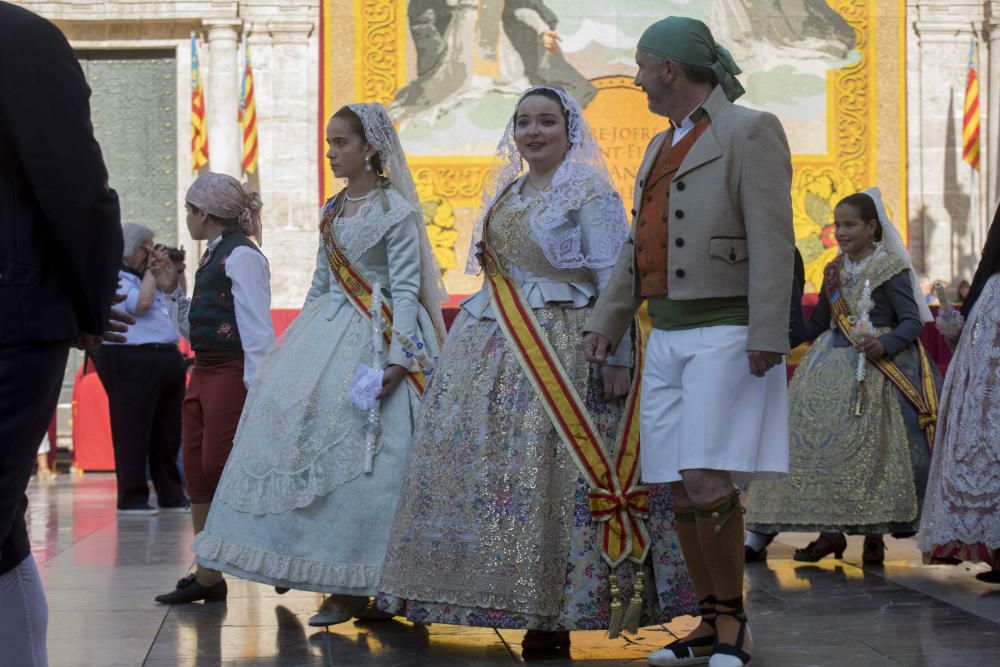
left=181, top=359, right=247, bottom=504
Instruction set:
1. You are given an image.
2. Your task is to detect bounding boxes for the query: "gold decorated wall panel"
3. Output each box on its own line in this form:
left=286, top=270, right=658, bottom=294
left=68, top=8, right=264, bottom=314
left=322, top=0, right=907, bottom=294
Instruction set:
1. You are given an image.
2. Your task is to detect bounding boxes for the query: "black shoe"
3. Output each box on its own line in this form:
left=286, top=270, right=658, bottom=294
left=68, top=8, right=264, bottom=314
left=862, top=535, right=885, bottom=565
left=745, top=533, right=776, bottom=563
left=793, top=532, right=847, bottom=562
left=155, top=573, right=227, bottom=604
left=975, top=570, right=1000, bottom=584
left=275, top=586, right=290, bottom=595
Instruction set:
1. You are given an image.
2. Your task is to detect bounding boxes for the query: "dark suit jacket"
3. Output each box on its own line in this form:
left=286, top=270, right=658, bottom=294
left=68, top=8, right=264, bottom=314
left=0, top=2, right=121, bottom=343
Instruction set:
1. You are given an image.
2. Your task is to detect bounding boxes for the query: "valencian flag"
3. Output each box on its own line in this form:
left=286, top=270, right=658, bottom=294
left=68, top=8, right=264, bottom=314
left=963, top=40, right=980, bottom=171
left=240, top=33, right=258, bottom=175
left=190, top=34, right=209, bottom=173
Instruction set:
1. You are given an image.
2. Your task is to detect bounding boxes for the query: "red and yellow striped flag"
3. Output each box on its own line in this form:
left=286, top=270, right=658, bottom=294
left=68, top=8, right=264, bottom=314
left=190, top=34, right=209, bottom=173
left=963, top=41, right=980, bottom=171
left=240, top=34, right=258, bottom=175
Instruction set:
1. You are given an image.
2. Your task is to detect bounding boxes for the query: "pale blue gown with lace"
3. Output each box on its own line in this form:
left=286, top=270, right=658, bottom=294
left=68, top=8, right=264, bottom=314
left=194, top=188, right=440, bottom=594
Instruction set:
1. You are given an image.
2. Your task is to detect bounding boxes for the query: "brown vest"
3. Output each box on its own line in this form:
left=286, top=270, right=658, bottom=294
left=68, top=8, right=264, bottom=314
left=635, top=117, right=711, bottom=297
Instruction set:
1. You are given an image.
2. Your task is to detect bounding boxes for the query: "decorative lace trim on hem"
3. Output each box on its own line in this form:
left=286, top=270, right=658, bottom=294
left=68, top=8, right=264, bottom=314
left=193, top=533, right=381, bottom=591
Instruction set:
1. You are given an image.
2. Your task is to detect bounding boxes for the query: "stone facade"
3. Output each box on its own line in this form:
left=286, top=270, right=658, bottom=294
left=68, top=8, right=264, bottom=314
left=20, top=0, right=322, bottom=308
left=908, top=0, right=997, bottom=286
left=16, top=0, right=999, bottom=303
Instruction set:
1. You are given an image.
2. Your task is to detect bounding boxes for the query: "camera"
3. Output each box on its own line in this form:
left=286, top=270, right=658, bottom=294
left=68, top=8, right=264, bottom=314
left=155, top=244, right=186, bottom=263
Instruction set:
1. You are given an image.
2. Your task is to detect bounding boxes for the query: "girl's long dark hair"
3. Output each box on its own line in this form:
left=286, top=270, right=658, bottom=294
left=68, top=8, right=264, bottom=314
left=961, top=201, right=1000, bottom=317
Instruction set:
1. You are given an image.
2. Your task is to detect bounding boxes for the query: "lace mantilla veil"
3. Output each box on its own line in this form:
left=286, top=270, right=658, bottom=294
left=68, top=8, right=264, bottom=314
left=863, top=187, right=934, bottom=323
left=465, top=85, right=628, bottom=274
left=347, top=102, right=448, bottom=342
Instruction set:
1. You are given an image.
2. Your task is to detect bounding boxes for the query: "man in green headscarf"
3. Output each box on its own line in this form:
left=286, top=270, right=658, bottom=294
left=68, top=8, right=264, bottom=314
left=583, top=16, right=795, bottom=667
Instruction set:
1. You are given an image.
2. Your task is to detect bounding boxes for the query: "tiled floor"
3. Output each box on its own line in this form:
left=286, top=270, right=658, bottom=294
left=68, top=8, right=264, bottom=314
left=26, top=474, right=1000, bottom=666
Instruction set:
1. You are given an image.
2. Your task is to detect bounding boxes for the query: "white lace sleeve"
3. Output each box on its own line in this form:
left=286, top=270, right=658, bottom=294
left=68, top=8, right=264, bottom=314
left=577, top=193, right=632, bottom=366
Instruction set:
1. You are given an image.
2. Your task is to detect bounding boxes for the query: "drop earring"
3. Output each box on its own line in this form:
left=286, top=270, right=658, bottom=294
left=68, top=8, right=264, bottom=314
left=365, top=155, right=372, bottom=172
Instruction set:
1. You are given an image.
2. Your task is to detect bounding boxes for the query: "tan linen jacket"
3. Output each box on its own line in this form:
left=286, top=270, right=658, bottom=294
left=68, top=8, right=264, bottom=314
left=584, top=86, right=795, bottom=354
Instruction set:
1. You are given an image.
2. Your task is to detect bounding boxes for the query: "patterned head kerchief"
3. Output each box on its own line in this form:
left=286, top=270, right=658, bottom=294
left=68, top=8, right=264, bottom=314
left=186, top=172, right=263, bottom=245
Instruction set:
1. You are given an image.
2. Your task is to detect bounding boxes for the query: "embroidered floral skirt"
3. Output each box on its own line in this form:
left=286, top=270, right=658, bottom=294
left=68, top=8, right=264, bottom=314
left=746, top=329, right=935, bottom=535
left=378, top=306, right=695, bottom=630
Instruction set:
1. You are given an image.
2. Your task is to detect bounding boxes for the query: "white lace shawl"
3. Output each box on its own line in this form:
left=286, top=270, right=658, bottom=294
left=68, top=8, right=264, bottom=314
left=466, top=85, right=628, bottom=273
left=348, top=102, right=447, bottom=342
left=863, top=187, right=934, bottom=323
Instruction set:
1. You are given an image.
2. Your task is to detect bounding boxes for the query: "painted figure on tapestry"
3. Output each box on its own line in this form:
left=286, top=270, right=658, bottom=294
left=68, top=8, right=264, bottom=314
left=392, top=0, right=594, bottom=122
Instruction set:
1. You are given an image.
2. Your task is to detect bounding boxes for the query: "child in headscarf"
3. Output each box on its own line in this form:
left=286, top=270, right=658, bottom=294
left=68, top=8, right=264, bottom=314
left=151, top=172, right=274, bottom=605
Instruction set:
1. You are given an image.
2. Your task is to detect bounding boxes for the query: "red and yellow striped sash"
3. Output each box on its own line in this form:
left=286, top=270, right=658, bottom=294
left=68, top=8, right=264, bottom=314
left=481, top=246, right=649, bottom=568
left=320, top=202, right=427, bottom=396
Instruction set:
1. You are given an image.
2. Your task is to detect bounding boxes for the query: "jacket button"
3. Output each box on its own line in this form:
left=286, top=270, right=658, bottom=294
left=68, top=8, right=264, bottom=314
left=639, top=179, right=645, bottom=188
left=630, top=209, right=637, bottom=217
left=675, top=238, right=685, bottom=247
left=676, top=181, right=685, bottom=191
left=729, top=249, right=737, bottom=261
left=676, top=269, right=686, bottom=278
left=675, top=209, right=684, bottom=219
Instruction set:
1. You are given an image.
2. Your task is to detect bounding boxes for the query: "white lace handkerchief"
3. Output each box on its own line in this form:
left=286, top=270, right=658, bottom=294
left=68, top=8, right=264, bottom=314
left=349, top=364, right=383, bottom=411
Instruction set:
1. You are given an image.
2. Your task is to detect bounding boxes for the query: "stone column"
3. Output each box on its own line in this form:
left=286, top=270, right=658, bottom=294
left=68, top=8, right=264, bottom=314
left=987, top=3, right=1000, bottom=211
left=909, top=1, right=986, bottom=283
left=204, top=19, right=243, bottom=178
left=250, top=20, right=318, bottom=307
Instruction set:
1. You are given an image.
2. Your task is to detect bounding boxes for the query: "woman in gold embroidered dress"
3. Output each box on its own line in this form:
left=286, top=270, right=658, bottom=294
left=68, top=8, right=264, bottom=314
left=378, top=87, right=695, bottom=651
left=745, top=189, right=940, bottom=565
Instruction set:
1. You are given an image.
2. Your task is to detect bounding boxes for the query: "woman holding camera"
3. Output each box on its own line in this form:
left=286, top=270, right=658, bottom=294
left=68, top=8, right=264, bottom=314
left=92, top=222, right=189, bottom=515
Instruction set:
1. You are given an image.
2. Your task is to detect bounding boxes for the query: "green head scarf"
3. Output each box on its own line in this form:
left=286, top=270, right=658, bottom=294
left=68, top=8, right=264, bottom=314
left=637, top=16, right=745, bottom=102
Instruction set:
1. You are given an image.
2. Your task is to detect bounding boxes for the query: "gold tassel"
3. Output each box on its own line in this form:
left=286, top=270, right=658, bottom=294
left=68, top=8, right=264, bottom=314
left=621, top=571, right=644, bottom=635
left=607, top=574, right=624, bottom=638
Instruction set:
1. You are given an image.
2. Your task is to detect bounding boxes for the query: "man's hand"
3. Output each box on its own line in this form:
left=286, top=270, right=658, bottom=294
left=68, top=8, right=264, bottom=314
left=853, top=336, right=886, bottom=361
left=582, top=332, right=611, bottom=364
left=377, top=364, right=408, bottom=399
left=600, top=365, right=631, bottom=402
left=747, top=350, right=783, bottom=377
left=74, top=294, right=135, bottom=349
left=541, top=30, right=561, bottom=53
left=149, top=246, right=179, bottom=293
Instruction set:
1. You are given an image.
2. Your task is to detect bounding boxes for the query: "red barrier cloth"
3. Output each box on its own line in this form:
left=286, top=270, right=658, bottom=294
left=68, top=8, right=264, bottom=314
left=71, top=365, right=115, bottom=471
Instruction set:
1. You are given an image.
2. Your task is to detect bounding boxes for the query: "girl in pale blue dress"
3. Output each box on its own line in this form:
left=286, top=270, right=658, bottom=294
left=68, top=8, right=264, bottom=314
left=194, top=103, right=446, bottom=626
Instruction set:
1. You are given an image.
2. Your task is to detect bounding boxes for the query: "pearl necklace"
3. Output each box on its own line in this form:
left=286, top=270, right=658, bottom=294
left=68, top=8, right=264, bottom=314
left=344, top=191, right=371, bottom=202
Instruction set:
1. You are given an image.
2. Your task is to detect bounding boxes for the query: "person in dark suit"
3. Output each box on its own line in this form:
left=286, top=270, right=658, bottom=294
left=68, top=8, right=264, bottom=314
left=0, top=3, right=122, bottom=663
